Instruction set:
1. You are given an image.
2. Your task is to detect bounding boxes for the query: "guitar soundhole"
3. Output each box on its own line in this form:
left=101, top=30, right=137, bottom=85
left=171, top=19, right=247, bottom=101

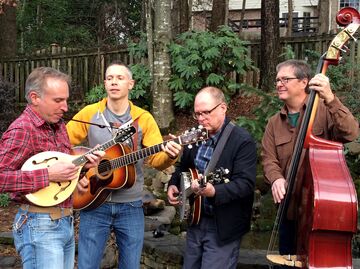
left=98, top=160, right=112, bottom=177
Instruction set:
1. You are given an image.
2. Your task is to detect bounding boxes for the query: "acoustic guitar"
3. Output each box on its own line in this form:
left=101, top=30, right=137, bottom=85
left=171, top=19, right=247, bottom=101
left=23, top=126, right=136, bottom=207
left=73, top=126, right=209, bottom=210
left=179, top=167, right=229, bottom=226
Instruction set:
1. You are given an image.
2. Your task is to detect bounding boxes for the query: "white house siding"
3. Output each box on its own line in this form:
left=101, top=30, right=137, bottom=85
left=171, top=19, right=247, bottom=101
left=228, top=0, right=319, bottom=17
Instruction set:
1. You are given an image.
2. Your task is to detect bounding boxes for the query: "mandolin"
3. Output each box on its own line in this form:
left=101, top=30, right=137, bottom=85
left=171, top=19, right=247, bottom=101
left=23, top=126, right=136, bottom=207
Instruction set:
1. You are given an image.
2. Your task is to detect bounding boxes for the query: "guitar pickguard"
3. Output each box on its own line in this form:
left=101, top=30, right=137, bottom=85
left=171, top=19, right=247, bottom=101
left=89, top=160, right=114, bottom=195
left=73, top=143, right=136, bottom=210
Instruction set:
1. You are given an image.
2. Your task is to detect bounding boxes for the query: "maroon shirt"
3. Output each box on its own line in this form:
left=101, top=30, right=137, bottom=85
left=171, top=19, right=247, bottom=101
left=0, top=105, right=72, bottom=207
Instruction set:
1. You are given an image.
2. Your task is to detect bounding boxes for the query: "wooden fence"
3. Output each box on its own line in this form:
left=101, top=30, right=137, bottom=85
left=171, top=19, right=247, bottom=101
left=0, top=34, right=358, bottom=103
left=0, top=44, right=135, bottom=103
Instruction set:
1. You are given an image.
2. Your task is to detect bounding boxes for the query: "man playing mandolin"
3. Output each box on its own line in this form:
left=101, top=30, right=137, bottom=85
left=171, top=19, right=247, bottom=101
left=261, top=59, right=359, bottom=266
left=0, top=67, right=104, bottom=269
left=167, top=86, right=257, bottom=269
left=66, top=61, right=182, bottom=269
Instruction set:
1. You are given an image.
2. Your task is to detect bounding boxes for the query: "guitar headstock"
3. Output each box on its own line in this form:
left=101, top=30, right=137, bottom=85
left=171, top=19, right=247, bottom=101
left=326, top=7, right=360, bottom=64
left=113, top=126, right=136, bottom=143
left=178, top=125, right=208, bottom=146
left=206, top=167, right=230, bottom=185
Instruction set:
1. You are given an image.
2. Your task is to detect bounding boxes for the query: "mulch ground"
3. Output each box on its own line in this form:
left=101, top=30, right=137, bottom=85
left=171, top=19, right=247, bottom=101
left=0, top=201, right=19, bottom=257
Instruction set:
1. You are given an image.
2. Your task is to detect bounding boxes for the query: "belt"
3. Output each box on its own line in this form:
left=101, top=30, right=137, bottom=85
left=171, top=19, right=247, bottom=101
left=20, top=204, right=73, bottom=220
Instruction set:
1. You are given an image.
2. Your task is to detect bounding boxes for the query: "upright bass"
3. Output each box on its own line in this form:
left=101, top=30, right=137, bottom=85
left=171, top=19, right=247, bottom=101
left=267, top=7, right=360, bottom=268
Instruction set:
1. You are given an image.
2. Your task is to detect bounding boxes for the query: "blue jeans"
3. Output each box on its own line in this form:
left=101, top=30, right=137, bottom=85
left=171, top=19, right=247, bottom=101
left=77, top=200, right=144, bottom=269
left=12, top=208, right=75, bottom=269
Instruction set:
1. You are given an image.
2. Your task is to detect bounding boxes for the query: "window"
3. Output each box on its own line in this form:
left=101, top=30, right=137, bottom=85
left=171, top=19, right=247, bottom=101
left=340, top=0, right=360, bottom=10
left=303, top=12, right=311, bottom=32
left=281, top=12, right=299, bottom=31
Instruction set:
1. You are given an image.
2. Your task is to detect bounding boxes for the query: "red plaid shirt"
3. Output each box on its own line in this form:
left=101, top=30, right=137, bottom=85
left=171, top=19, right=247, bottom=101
left=0, top=105, right=72, bottom=207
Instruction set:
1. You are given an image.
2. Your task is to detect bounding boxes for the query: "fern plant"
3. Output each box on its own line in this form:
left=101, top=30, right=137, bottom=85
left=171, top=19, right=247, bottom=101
left=84, top=84, right=106, bottom=104
left=236, top=84, right=282, bottom=142
left=168, top=26, right=256, bottom=109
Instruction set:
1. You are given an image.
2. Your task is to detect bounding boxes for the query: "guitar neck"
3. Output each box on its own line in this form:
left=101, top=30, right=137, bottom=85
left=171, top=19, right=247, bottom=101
left=72, top=139, right=117, bottom=167
left=110, top=137, right=181, bottom=169
left=182, top=172, right=211, bottom=198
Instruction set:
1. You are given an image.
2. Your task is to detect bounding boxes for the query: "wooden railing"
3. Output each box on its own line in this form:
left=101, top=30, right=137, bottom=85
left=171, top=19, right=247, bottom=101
left=229, top=16, right=320, bottom=35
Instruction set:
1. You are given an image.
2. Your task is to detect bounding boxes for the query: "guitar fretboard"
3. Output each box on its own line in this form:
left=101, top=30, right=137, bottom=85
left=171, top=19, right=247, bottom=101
left=110, top=137, right=181, bottom=169
left=71, top=126, right=135, bottom=167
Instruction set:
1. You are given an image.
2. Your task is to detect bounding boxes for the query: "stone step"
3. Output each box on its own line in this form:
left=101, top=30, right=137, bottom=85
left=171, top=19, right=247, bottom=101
left=1, top=231, right=360, bottom=269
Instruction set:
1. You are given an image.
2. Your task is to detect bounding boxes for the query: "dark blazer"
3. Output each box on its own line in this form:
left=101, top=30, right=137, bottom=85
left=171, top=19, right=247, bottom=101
left=169, top=118, right=257, bottom=245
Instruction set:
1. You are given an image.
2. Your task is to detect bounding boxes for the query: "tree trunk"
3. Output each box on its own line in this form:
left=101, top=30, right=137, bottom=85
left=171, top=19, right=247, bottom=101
left=172, top=0, right=190, bottom=37
left=171, top=0, right=180, bottom=37
left=209, top=0, right=229, bottom=32
left=145, top=0, right=154, bottom=83
left=152, top=0, right=174, bottom=130
left=238, top=0, right=246, bottom=35
left=259, top=0, right=280, bottom=92
left=179, top=0, right=190, bottom=33
left=0, top=4, right=17, bottom=57
left=286, top=0, right=293, bottom=37
left=318, top=0, right=331, bottom=34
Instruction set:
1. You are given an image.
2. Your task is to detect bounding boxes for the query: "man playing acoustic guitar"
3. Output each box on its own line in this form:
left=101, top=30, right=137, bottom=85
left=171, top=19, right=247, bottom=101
left=0, top=67, right=104, bottom=269
left=66, top=61, right=182, bottom=269
left=167, top=87, right=257, bottom=269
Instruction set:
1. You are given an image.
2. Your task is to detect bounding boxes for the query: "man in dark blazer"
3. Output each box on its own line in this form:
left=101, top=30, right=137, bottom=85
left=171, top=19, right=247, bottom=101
left=167, top=86, right=257, bottom=269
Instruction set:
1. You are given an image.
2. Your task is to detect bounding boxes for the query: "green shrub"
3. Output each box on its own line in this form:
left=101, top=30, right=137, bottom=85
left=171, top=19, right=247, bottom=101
left=168, top=26, right=256, bottom=110
left=0, top=78, right=19, bottom=136
left=84, top=84, right=106, bottom=104
left=343, top=81, right=360, bottom=121
left=128, top=32, right=148, bottom=59
left=0, top=193, right=10, bottom=207
left=304, top=49, right=360, bottom=92
left=129, top=63, right=152, bottom=109
left=236, top=85, right=282, bottom=143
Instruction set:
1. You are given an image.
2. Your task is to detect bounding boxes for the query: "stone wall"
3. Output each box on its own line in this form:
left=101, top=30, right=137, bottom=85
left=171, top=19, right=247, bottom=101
left=141, top=232, right=183, bottom=269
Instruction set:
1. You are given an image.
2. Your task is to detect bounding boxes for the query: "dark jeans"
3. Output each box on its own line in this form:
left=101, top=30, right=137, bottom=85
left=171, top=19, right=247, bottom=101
left=275, top=218, right=297, bottom=269
left=279, top=218, right=296, bottom=255
left=183, top=216, right=241, bottom=269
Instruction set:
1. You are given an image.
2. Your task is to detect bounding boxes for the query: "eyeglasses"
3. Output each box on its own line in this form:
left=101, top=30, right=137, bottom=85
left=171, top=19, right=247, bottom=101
left=274, top=77, right=298, bottom=86
left=193, top=103, right=222, bottom=120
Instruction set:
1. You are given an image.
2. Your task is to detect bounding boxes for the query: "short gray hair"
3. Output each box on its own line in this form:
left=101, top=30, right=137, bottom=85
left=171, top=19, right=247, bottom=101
left=276, top=59, right=312, bottom=80
left=25, top=67, right=71, bottom=103
left=105, top=60, right=133, bottom=79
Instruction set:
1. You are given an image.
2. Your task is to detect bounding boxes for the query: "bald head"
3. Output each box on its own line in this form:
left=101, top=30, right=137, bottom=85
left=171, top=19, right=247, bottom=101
left=194, top=87, right=227, bottom=135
